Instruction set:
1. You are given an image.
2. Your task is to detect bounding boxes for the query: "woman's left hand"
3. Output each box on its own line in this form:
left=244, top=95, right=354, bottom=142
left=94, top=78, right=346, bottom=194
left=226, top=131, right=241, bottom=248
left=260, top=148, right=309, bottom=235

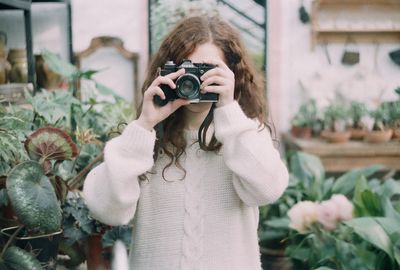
left=200, top=59, right=235, bottom=107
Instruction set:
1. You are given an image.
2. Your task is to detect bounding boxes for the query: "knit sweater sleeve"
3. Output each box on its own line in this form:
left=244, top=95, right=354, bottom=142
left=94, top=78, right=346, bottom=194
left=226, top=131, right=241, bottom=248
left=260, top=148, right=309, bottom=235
left=213, top=101, right=289, bottom=206
left=82, top=121, right=156, bottom=226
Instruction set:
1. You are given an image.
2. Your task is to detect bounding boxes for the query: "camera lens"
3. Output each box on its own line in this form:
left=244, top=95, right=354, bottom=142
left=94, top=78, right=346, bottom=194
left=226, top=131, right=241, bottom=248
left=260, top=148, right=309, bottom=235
left=176, top=73, right=200, bottom=100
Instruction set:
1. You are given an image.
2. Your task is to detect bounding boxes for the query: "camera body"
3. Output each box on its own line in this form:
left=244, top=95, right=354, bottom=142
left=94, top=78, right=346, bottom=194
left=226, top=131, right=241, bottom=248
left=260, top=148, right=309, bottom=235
left=154, top=60, right=219, bottom=106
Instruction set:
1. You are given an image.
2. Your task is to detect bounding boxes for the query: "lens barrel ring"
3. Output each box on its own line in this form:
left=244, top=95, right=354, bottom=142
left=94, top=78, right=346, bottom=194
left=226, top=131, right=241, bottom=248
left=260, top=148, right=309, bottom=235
left=175, top=73, right=201, bottom=100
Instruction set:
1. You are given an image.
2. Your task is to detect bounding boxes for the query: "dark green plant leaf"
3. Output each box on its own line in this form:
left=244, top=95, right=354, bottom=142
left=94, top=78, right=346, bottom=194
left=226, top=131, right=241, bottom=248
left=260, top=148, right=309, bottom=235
left=353, top=176, right=370, bottom=217
left=393, top=236, right=400, bottom=266
left=101, top=225, right=132, bottom=249
left=345, top=218, right=393, bottom=259
left=361, top=190, right=384, bottom=216
left=75, top=144, right=102, bottom=171
left=332, top=165, right=382, bottom=196
left=80, top=69, right=100, bottom=79
left=0, top=246, right=44, bottom=270
left=6, top=161, right=62, bottom=233
left=24, top=127, right=78, bottom=162
left=265, top=217, right=290, bottom=229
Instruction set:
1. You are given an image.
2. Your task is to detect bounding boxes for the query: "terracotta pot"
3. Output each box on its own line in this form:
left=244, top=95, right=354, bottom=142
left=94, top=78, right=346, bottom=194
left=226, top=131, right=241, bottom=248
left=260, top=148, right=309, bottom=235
left=85, top=234, right=111, bottom=270
left=35, top=54, right=62, bottom=90
left=320, top=130, right=351, bottom=143
left=260, top=247, right=292, bottom=270
left=364, top=129, right=393, bottom=143
left=348, top=128, right=367, bottom=140
left=392, top=128, right=400, bottom=140
left=291, top=126, right=312, bottom=139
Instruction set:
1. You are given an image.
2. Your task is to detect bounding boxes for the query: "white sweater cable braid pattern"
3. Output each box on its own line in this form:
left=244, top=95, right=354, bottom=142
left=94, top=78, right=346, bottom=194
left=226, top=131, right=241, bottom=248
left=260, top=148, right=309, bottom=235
left=83, top=101, right=289, bottom=270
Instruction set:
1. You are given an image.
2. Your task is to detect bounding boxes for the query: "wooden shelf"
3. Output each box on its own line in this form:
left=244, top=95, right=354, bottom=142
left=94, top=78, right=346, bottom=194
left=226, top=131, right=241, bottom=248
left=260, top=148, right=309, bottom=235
left=283, top=133, right=400, bottom=172
left=311, top=0, right=400, bottom=49
left=0, top=83, right=32, bottom=104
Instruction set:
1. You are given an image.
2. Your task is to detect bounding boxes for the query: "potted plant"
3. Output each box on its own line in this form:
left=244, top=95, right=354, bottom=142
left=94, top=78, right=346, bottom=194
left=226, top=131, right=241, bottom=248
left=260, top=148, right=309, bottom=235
left=365, top=102, right=393, bottom=143
left=347, top=101, right=368, bottom=140
left=389, top=87, right=400, bottom=140
left=290, top=99, right=319, bottom=139
left=258, top=151, right=382, bottom=270
left=0, top=50, right=135, bottom=268
left=285, top=170, right=400, bottom=269
left=321, top=101, right=351, bottom=143
left=0, top=127, right=78, bottom=269
left=61, top=194, right=132, bottom=270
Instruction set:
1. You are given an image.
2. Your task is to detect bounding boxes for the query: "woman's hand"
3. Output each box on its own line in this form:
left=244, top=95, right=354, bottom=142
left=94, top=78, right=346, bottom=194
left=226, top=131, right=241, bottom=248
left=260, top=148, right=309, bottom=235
left=137, top=69, right=190, bottom=131
left=200, top=59, right=235, bottom=107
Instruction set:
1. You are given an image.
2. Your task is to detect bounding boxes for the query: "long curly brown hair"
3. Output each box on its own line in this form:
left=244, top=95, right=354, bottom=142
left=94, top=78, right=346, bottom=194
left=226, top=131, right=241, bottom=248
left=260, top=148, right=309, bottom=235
left=137, top=15, right=268, bottom=180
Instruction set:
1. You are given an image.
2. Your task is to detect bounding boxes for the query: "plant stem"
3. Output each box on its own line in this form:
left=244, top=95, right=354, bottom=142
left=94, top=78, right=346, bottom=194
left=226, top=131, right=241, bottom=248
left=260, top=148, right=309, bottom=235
left=67, top=152, right=104, bottom=190
left=0, top=225, right=24, bottom=258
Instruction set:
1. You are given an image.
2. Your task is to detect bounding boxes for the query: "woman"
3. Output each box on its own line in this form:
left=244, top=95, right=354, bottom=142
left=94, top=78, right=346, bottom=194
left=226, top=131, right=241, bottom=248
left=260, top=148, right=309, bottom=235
left=83, top=15, right=289, bottom=270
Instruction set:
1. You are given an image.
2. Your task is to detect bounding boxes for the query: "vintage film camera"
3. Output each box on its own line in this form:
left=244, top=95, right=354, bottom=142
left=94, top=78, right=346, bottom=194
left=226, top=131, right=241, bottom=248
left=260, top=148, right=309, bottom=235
left=154, top=60, right=219, bottom=106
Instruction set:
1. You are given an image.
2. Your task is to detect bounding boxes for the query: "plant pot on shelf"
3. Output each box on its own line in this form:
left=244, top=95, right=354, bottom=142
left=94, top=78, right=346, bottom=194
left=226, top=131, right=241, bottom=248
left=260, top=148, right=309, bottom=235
left=260, top=246, right=292, bottom=270
left=0, top=226, right=63, bottom=270
left=364, top=129, right=393, bottom=143
left=291, top=126, right=312, bottom=139
left=392, top=128, right=400, bottom=140
left=320, top=130, right=351, bottom=143
left=348, top=127, right=367, bottom=140
left=85, top=233, right=111, bottom=270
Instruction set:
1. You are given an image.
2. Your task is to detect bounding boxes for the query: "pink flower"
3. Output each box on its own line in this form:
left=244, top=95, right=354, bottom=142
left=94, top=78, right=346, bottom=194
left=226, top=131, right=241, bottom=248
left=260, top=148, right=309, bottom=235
left=288, top=201, right=318, bottom=234
left=330, top=194, right=353, bottom=221
left=317, top=200, right=339, bottom=231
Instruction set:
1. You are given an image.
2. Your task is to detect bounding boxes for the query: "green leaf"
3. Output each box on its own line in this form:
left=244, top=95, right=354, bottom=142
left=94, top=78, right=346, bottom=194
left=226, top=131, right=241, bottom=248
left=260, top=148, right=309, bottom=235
left=393, top=237, right=400, bottom=266
left=0, top=246, right=44, bottom=270
left=6, top=161, right=62, bottom=233
left=353, top=176, right=370, bottom=217
left=101, top=225, right=132, bottom=249
left=381, top=197, right=400, bottom=221
left=332, top=165, right=382, bottom=196
left=24, top=127, right=78, bottom=161
left=345, top=218, right=393, bottom=259
left=29, top=90, right=80, bottom=126
left=80, top=69, right=101, bottom=79
left=290, top=152, right=325, bottom=200
left=41, top=49, right=78, bottom=78
left=265, top=217, right=290, bottom=229
left=95, top=82, right=122, bottom=99
left=361, top=190, right=384, bottom=216
left=380, top=179, right=400, bottom=198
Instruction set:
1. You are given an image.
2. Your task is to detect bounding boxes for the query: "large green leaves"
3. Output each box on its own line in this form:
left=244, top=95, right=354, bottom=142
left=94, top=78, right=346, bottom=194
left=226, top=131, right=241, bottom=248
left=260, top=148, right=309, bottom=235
left=345, top=218, right=393, bottom=258
left=289, top=151, right=325, bottom=200
left=0, top=246, right=43, bottom=270
left=6, top=161, right=62, bottom=233
left=331, top=165, right=382, bottom=196
left=25, top=90, right=80, bottom=126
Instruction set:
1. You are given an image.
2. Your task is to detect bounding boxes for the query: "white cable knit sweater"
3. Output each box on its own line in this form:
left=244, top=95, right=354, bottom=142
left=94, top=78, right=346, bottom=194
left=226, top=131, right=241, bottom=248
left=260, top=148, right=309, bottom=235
left=83, top=101, right=289, bottom=270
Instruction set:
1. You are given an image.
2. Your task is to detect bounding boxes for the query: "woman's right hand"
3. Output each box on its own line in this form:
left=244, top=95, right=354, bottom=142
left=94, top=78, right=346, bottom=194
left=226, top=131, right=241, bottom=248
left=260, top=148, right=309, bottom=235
left=137, top=68, right=190, bottom=131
